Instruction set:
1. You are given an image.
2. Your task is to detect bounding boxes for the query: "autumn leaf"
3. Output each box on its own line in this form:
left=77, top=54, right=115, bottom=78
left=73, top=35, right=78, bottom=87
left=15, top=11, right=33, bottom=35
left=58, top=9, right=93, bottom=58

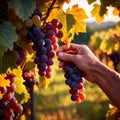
left=0, top=92, right=3, bottom=100
left=91, top=4, right=105, bottom=23
left=0, top=74, right=10, bottom=89
left=113, top=7, right=120, bottom=16
left=0, top=73, right=10, bottom=100
left=66, top=4, right=88, bottom=34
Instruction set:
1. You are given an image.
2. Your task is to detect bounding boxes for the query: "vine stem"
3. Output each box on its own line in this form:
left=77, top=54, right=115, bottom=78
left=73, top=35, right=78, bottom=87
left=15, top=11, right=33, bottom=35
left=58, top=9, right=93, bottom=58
left=42, top=0, right=57, bottom=27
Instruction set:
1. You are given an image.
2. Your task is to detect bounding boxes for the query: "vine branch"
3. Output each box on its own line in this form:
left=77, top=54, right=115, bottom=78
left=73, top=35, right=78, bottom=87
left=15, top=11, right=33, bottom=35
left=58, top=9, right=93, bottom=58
left=42, top=0, right=57, bottom=27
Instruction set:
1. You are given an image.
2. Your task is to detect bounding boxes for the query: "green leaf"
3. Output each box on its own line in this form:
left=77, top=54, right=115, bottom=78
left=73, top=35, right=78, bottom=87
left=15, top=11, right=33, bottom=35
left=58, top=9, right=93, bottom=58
left=8, top=0, right=36, bottom=20
left=0, top=45, right=8, bottom=59
left=0, top=21, right=18, bottom=58
left=0, top=50, right=17, bottom=73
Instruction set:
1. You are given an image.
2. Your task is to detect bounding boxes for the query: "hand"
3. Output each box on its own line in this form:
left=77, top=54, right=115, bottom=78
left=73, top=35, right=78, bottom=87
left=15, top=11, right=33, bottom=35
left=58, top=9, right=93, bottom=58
left=57, top=43, right=120, bottom=108
left=57, top=43, right=101, bottom=83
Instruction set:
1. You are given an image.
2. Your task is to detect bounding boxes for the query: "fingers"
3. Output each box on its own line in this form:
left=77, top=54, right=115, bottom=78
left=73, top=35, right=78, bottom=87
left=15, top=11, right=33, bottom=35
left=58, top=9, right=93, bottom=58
left=57, top=43, right=79, bottom=53
left=58, top=52, right=75, bottom=62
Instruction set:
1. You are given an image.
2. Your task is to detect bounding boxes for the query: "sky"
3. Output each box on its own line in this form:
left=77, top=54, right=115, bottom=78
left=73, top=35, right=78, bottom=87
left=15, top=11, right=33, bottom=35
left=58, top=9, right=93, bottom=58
left=62, top=0, right=120, bottom=23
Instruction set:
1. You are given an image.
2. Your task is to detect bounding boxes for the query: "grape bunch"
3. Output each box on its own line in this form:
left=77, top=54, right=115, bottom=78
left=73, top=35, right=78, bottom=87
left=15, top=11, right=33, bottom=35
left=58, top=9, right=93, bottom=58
left=26, top=9, right=63, bottom=79
left=0, top=74, right=23, bottom=120
left=61, top=62, right=86, bottom=103
left=22, top=69, right=39, bottom=89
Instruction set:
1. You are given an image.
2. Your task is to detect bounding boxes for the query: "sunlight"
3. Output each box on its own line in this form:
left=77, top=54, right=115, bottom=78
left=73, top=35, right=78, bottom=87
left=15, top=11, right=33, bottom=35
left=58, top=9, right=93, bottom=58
left=62, top=0, right=120, bottom=22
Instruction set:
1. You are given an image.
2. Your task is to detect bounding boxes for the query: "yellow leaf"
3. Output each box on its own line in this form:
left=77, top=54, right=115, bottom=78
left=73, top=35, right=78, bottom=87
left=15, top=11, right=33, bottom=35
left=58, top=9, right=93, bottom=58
left=91, top=4, right=104, bottom=23
left=113, top=7, right=120, bottom=16
left=20, top=114, right=26, bottom=120
left=0, top=73, right=10, bottom=89
left=67, top=4, right=88, bottom=21
left=63, top=4, right=88, bottom=45
left=0, top=92, right=3, bottom=100
left=0, top=73, right=10, bottom=100
left=72, top=21, right=86, bottom=35
left=66, top=4, right=88, bottom=34
left=48, top=5, right=88, bottom=46
left=100, top=40, right=113, bottom=54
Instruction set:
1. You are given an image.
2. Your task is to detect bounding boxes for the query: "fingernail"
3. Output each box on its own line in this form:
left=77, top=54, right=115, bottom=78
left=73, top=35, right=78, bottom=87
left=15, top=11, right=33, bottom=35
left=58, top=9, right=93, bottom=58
left=58, top=52, right=64, bottom=58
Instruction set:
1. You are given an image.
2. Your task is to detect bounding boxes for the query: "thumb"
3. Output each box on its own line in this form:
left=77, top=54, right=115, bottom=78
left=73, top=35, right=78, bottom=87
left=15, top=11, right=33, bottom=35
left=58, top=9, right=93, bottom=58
left=58, top=52, right=75, bottom=62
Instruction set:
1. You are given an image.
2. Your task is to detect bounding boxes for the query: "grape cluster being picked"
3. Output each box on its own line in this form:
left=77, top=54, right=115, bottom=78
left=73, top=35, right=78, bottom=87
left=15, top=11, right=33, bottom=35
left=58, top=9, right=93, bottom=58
left=58, top=51, right=86, bottom=103
left=26, top=9, right=63, bottom=79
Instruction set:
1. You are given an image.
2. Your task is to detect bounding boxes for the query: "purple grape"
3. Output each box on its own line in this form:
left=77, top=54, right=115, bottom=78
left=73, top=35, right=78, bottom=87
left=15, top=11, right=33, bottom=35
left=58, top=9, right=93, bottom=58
left=69, top=87, right=78, bottom=94
left=47, top=50, right=55, bottom=58
left=37, top=31, right=45, bottom=39
left=45, top=38, right=51, bottom=45
left=65, top=79, right=71, bottom=85
left=47, top=30, right=55, bottom=38
left=71, top=94, right=78, bottom=101
left=33, top=27, right=41, bottom=35
left=27, top=31, right=34, bottom=40
left=39, top=55, right=48, bottom=63
left=70, top=81, right=77, bottom=88
left=38, top=63, right=47, bottom=71
left=32, top=9, right=42, bottom=18
left=47, top=59, right=54, bottom=65
left=38, top=46, right=47, bottom=54
left=37, top=39, right=45, bottom=47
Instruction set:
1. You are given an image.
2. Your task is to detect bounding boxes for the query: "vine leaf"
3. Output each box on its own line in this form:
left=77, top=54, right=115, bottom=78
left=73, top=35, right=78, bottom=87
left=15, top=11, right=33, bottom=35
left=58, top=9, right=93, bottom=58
left=63, top=4, right=88, bottom=45
left=0, top=74, right=10, bottom=89
left=8, top=0, right=36, bottom=20
left=100, top=38, right=117, bottom=54
left=113, top=7, right=120, bottom=16
left=0, top=74, right=10, bottom=99
left=0, top=50, right=17, bottom=73
left=66, top=5, right=88, bottom=34
left=0, top=21, right=18, bottom=58
left=91, top=4, right=105, bottom=23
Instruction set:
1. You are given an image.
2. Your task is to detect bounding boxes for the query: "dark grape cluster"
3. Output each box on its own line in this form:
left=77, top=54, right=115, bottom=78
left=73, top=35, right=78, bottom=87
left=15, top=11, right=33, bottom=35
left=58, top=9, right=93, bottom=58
left=108, top=50, right=120, bottom=71
left=0, top=74, right=23, bottom=120
left=22, top=69, right=39, bottom=89
left=27, top=9, right=63, bottom=79
left=61, top=62, right=86, bottom=103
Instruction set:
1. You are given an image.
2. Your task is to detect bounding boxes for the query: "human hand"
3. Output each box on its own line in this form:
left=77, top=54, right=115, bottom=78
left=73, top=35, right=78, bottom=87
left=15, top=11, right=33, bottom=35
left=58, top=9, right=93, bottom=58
left=57, top=43, right=101, bottom=83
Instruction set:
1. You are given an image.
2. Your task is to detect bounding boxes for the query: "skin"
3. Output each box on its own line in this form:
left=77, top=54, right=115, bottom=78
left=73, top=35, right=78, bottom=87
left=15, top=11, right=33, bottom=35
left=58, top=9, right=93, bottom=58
left=57, top=43, right=120, bottom=109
